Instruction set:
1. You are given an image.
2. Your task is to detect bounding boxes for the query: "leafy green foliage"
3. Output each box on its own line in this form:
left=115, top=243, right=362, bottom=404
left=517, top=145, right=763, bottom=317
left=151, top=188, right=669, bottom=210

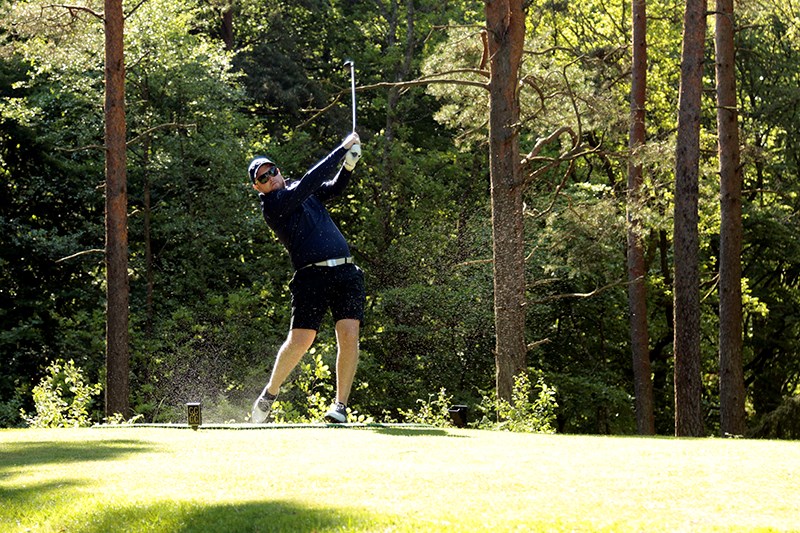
left=398, top=387, right=455, bottom=428
left=129, top=283, right=290, bottom=423
left=2, top=0, right=800, bottom=437
left=21, top=359, right=102, bottom=428
left=400, top=373, right=558, bottom=433
left=269, top=347, right=334, bottom=424
left=0, top=395, right=25, bottom=428
left=0, top=48, right=106, bottom=419
left=475, top=372, right=558, bottom=433
left=749, top=395, right=800, bottom=439
left=260, top=342, right=374, bottom=424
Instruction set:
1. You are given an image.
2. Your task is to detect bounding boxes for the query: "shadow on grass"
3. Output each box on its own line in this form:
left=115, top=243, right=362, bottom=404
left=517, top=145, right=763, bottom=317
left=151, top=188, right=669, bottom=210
left=68, top=499, right=385, bottom=533
left=370, top=427, right=468, bottom=438
left=0, top=440, right=155, bottom=470
left=3, top=466, right=385, bottom=533
left=0, top=479, right=85, bottom=512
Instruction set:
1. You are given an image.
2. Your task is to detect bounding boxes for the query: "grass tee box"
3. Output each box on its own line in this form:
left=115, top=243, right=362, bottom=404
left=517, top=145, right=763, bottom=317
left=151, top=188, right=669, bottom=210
left=1, top=427, right=799, bottom=532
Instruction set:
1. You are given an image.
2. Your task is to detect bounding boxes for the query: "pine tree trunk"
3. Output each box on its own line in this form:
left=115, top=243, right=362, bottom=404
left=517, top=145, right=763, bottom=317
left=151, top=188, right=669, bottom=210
left=104, top=0, right=130, bottom=419
left=627, top=0, right=655, bottom=435
left=221, top=8, right=234, bottom=50
left=715, top=0, right=745, bottom=436
left=143, top=136, right=154, bottom=338
left=486, top=0, right=527, bottom=401
left=673, top=0, right=707, bottom=437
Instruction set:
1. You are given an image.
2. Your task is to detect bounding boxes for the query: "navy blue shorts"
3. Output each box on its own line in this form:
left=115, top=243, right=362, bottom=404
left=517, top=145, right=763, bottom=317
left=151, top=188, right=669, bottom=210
left=288, top=264, right=365, bottom=331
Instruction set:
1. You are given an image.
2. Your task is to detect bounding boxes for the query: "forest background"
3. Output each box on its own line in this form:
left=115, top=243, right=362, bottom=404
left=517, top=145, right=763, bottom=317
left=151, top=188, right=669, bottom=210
left=1, top=0, right=799, bottom=436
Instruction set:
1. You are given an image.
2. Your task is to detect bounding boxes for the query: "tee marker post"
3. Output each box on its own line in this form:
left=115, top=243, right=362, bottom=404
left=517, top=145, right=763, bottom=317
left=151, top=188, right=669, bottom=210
left=187, top=402, right=202, bottom=430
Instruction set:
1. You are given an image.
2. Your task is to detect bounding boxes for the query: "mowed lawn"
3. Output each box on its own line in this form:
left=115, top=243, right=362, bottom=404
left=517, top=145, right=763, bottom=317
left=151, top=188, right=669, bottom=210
left=1, top=425, right=798, bottom=532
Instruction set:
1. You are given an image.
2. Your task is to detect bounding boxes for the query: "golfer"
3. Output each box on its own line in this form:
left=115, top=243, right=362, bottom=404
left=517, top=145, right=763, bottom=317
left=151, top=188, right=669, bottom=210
left=249, top=132, right=364, bottom=424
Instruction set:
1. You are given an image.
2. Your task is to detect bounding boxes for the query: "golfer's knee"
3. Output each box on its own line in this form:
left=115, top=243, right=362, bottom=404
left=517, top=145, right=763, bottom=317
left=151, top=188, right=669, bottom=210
left=286, top=328, right=316, bottom=352
left=335, top=320, right=360, bottom=347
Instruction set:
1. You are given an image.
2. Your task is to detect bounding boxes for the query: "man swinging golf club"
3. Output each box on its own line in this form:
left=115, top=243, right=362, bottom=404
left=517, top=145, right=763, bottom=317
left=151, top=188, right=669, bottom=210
left=248, top=131, right=363, bottom=424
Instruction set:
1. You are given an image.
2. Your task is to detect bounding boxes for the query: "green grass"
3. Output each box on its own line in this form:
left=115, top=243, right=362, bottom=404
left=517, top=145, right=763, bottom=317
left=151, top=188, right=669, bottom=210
left=1, top=426, right=798, bottom=532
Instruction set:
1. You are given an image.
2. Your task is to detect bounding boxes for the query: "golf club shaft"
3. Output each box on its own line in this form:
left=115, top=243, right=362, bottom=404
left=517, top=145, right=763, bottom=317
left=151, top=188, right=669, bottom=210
left=347, top=61, right=356, bottom=133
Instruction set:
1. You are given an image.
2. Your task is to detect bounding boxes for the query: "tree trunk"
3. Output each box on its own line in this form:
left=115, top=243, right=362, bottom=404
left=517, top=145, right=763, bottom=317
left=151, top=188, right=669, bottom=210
left=104, top=0, right=130, bottom=418
left=627, top=0, right=655, bottom=435
left=221, top=6, right=234, bottom=50
left=486, top=0, right=526, bottom=401
left=673, top=0, right=706, bottom=437
left=715, top=0, right=745, bottom=436
left=379, top=1, right=415, bottom=266
left=383, top=0, right=415, bottom=149
left=143, top=136, right=154, bottom=337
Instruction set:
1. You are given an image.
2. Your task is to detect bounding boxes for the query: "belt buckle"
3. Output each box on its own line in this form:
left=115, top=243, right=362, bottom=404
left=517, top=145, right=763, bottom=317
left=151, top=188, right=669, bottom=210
left=326, top=258, right=337, bottom=267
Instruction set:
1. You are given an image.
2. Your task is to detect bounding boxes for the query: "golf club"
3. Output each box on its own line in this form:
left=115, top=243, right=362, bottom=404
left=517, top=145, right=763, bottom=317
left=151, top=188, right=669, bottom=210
left=344, top=59, right=356, bottom=133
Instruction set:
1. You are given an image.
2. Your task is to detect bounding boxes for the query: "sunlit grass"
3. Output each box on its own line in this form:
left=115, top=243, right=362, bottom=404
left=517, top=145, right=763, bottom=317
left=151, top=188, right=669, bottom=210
left=1, top=426, right=798, bottom=532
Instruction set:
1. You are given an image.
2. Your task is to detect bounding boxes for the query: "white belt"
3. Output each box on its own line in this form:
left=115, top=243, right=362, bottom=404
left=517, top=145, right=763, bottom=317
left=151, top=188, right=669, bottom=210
left=300, top=256, right=354, bottom=270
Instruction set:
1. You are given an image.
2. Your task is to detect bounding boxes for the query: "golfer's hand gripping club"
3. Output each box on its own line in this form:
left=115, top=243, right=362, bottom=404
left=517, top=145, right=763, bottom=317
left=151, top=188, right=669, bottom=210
left=343, top=132, right=361, bottom=171
left=344, top=144, right=361, bottom=171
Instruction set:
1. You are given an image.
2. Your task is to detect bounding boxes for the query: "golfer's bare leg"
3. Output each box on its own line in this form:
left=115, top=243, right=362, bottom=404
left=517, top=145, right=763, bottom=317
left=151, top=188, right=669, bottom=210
left=263, top=328, right=316, bottom=396
left=334, top=319, right=360, bottom=404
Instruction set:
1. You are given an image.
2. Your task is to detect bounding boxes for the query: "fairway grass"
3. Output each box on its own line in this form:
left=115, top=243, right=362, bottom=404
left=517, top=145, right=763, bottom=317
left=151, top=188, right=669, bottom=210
left=1, top=426, right=798, bottom=532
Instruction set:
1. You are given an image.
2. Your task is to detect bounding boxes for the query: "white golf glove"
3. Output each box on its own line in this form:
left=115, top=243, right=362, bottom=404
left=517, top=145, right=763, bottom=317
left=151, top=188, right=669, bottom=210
left=344, top=143, right=361, bottom=171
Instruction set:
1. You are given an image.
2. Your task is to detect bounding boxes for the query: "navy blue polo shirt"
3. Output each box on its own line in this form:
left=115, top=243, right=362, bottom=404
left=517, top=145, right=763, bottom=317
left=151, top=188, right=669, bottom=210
left=258, top=145, right=353, bottom=270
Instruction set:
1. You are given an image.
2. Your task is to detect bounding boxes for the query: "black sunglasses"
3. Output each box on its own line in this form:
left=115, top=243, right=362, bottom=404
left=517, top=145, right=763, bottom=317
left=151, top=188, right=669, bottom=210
left=255, top=165, right=279, bottom=184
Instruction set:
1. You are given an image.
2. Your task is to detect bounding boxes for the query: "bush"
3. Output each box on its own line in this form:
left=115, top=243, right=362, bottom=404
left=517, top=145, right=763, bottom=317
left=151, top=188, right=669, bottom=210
left=548, top=372, right=636, bottom=434
left=399, top=387, right=454, bottom=427
left=267, top=346, right=334, bottom=423
left=263, top=344, right=371, bottom=424
left=475, top=372, right=558, bottom=433
left=399, top=373, right=558, bottom=433
left=21, top=359, right=102, bottom=428
left=0, top=396, right=25, bottom=428
left=749, top=395, right=800, bottom=440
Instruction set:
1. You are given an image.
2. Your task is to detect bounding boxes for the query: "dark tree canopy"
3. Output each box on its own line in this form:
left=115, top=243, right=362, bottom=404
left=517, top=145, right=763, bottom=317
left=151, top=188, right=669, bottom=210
left=1, top=0, right=799, bottom=437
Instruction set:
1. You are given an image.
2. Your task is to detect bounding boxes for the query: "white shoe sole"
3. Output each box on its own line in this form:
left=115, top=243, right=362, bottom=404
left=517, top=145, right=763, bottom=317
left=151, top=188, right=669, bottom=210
left=324, top=410, right=347, bottom=423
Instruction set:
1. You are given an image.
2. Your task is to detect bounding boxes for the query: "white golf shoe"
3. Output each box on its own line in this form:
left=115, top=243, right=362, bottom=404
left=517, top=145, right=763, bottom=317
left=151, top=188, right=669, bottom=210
left=324, top=402, right=348, bottom=424
left=251, top=394, right=276, bottom=424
